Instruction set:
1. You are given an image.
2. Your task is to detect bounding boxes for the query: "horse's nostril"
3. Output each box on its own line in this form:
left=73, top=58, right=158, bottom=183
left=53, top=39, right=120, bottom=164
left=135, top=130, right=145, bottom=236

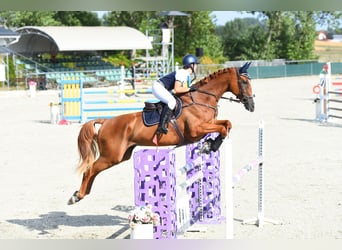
left=243, top=98, right=255, bottom=112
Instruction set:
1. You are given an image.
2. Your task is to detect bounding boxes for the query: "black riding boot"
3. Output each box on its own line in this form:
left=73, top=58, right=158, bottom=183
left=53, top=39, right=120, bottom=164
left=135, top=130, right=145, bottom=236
left=157, top=106, right=173, bottom=134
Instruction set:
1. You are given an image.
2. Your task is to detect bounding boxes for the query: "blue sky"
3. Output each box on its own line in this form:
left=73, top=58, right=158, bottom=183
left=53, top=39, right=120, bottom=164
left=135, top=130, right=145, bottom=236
left=96, top=11, right=254, bottom=26
left=210, top=11, right=255, bottom=26
left=96, top=11, right=328, bottom=29
left=211, top=11, right=327, bottom=30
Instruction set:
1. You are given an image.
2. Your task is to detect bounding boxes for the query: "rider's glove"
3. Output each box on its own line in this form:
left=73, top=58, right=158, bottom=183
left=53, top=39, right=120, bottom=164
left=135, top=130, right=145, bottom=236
left=189, top=86, right=197, bottom=92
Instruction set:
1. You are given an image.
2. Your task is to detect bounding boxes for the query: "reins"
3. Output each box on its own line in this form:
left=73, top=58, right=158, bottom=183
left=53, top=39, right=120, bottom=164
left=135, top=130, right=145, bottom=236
left=183, top=90, right=219, bottom=116
left=191, top=87, right=242, bottom=103
left=220, top=95, right=241, bottom=103
left=184, top=68, right=250, bottom=106
left=183, top=66, right=254, bottom=120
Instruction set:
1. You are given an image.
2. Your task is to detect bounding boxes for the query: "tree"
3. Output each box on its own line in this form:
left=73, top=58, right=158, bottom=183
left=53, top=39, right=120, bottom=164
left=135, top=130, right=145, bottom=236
left=54, top=12, right=101, bottom=26
left=103, top=11, right=224, bottom=63
left=218, top=11, right=342, bottom=61
left=102, top=11, right=162, bottom=59
left=173, top=11, right=224, bottom=62
left=282, top=12, right=317, bottom=60
left=103, top=11, right=160, bottom=33
left=257, top=11, right=342, bottom=60
left=0, top=11, right=60, bottom=27
left=218, top=18, right=266, bottom=60
left=314, top=11, right=342, bottom=31
left=0, top=11, right=101, bottom=27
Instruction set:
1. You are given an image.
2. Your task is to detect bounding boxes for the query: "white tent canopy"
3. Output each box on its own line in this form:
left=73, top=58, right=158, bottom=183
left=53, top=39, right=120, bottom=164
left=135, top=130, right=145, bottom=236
left=9, top=26, right=152, bottom=55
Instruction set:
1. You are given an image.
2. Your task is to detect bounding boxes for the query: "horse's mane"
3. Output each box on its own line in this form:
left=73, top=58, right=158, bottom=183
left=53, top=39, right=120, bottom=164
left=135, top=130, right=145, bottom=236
left=197, top=67, right=235, bottom=86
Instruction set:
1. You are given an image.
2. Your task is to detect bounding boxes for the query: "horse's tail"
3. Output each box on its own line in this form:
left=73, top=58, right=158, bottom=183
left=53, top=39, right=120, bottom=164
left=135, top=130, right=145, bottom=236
left=77, top=119, right=106, bottom=174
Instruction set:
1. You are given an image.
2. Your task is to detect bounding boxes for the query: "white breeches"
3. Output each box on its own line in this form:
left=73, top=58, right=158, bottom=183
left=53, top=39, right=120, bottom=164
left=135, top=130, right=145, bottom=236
left=152, top=81, right=176, bottom=110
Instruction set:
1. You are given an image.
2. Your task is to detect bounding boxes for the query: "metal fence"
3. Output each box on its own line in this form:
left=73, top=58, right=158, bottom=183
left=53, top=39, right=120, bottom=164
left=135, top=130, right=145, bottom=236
left=20, top=60, right=342, bottom=90
left=197, top=61, right=342, bottom=79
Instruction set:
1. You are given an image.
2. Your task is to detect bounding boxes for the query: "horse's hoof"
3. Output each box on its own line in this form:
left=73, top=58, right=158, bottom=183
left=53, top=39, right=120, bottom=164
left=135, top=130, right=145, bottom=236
left=67, top=191, right=80, bottom=205
left=67, top=197, right=77, bottom=205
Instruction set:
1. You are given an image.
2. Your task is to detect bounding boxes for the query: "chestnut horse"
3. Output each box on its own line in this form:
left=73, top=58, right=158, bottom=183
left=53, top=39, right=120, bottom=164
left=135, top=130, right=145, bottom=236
left=68, top=62, right=255, bottom=205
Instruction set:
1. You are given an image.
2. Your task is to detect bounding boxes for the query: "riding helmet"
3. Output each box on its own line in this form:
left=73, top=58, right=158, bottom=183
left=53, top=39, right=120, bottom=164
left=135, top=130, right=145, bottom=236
left=182, top=54, right=199, bottom=67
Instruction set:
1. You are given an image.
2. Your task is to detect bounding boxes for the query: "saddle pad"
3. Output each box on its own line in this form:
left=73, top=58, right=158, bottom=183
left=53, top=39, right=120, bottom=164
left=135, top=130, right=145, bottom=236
left=142, top=97, right=182, bottom=126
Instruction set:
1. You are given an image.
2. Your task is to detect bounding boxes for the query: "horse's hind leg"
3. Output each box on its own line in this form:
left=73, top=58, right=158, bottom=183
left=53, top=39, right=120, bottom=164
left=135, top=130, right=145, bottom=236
left=68, top=156, right=113, bottom=205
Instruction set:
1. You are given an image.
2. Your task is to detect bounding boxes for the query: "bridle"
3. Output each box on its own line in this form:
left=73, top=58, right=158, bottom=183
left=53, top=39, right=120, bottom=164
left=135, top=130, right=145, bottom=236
left=184, top=68, right=254, bottom=108
left=233, top=69, right=255, bottom=105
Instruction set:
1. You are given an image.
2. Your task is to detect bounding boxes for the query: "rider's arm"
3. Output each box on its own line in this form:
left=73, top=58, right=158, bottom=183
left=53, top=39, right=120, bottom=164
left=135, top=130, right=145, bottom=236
left=173, top=80, right=190, bottom=94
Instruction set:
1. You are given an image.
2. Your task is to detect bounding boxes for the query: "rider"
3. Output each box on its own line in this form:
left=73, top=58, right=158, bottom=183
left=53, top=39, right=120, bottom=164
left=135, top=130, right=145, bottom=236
left=152, top=54, right=200, bottom=134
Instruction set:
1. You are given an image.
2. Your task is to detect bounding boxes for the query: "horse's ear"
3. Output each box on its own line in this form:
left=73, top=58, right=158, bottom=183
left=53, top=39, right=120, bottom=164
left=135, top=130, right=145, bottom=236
left=239, top=62, right=252, bottom=74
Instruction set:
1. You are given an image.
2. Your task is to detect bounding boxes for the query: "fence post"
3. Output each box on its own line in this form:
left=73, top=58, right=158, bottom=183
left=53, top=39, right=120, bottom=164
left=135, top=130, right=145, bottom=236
left=225, top=138, right=233, bottom=239
left=242, top=120, right=281, bottom=227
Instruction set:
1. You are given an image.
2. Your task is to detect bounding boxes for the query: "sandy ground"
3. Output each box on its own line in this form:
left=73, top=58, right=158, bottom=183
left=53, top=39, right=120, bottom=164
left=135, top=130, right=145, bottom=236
left=0, top=75, right=341, bottom=239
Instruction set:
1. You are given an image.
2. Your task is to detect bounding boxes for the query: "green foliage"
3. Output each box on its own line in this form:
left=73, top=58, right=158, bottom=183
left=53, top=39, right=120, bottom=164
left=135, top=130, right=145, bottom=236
left=0, top=11, right=60, bottom=26
left=103, top=11, right=224, bottom=63
left=217, top=11, right=341, bottom=61
left=8, top=57, right=16, bottom=86
left=218, top=18, right=266, bottom=60
left=103, top=11, right=160, bottom=32
left=262, top=11, right=318, bottom=60
left=1, top=10, right=341, bottom=67
left=314, top=11, right=342, bottom=32
left=102, top=11, right=162, bottom=59
left=173, top=11, right=224, bottom=63
left=284, top=12, right=317, bottom=60
left=0, top=11, right=101, bottom=27
left=54, top=11, right=101, bottom=26
left=103, top=52, right=131, bottom=67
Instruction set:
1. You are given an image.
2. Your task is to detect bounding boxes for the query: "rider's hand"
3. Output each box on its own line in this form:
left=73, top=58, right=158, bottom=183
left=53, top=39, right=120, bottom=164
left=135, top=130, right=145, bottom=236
left=189, top=86, right=197, bottom=92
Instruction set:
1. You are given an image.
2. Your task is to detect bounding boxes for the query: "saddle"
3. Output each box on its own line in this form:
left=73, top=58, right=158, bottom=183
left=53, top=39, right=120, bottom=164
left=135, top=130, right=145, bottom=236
left=142, top=96, right=182, bottom=126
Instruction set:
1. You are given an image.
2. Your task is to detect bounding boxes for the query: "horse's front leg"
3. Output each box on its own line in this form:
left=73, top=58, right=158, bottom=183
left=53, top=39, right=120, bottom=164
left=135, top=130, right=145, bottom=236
left=214, top=119, right=232, bottom=136
left=196, top=120, right=232, bottom=153
left=196, top=119, right=232, bottom=138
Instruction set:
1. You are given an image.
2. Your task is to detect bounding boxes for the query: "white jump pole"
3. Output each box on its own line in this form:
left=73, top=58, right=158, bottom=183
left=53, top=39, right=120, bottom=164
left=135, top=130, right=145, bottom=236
left=225, top=137, right=233, bottom=239
left=242, top=120, right=281, bottom=227
left=318, top=62, right=331, bottom=122
left=225, top=120, right=281, bottom=239
left=119, top=65, right=125, bottom=98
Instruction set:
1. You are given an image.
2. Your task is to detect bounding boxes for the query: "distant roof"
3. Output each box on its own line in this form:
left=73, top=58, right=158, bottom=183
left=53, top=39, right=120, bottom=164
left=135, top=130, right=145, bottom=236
left=8, top=26, right=152, bottom=55
left=0, top=27, right=20, bottom=47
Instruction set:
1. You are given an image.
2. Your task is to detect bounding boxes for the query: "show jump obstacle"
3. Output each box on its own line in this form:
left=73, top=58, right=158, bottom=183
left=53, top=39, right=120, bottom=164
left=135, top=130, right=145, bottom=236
left=225, top=120, right=280, bottom=239
left=315, top=62, right=342, bottom=122
left=60, top=79, right=157, bottom=123
left=133, top=133, right=221, bottom=239
left=133, top=121, right=279, bottom=239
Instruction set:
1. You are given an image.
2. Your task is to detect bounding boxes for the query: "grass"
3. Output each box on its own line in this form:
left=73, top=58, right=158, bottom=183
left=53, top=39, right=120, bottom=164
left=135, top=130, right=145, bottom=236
left=315, top=40, right=342, bottom=62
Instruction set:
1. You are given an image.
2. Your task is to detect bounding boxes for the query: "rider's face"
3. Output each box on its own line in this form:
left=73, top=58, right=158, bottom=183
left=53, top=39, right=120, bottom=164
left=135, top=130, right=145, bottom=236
left=193, top=64, right=197, bottom=73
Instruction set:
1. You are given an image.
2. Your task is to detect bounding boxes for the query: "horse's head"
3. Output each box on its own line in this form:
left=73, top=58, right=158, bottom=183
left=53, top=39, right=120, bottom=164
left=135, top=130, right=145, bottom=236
left=235, top=62, right=255, bottom=112
left=188, top=63, right=254, bottom=113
